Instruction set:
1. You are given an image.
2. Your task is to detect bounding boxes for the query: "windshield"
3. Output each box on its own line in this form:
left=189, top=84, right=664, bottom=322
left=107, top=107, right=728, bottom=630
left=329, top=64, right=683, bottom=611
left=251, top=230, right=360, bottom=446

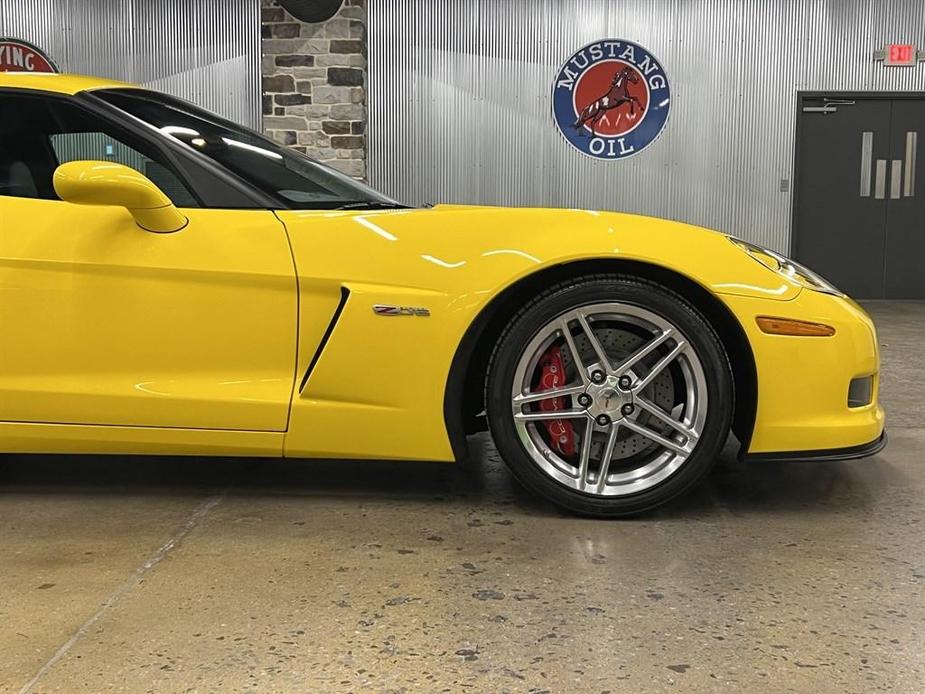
left=94, top=88, right=401, bottom=210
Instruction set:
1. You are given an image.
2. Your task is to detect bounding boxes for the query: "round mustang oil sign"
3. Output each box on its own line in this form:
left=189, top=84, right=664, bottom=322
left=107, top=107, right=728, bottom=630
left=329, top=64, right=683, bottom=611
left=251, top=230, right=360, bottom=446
left=0, top=38, right=59, bottom=73
left=552, top=39, right=670, bottom=160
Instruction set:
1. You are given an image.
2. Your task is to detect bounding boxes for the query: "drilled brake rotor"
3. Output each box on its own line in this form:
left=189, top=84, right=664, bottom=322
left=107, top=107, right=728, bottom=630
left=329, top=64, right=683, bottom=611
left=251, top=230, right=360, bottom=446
left=560, top=327, right=676, bottom=459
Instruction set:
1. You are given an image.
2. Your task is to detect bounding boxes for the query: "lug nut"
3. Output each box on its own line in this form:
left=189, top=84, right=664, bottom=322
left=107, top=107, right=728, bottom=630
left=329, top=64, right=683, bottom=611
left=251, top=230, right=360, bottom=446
left=591, top=370, right=606, bottom=383
left=618, top=375, right=632, bottom=389
left=577, top=393, right=592, bottom=407
left=621, top=403, right=635, bottom=416
left=596, top=414, right=611, bottom=426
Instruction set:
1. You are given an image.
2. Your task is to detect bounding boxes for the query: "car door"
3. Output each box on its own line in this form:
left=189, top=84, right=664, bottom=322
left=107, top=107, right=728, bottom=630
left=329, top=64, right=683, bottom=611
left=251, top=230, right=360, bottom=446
left=0, top=91, right=297, bottom=432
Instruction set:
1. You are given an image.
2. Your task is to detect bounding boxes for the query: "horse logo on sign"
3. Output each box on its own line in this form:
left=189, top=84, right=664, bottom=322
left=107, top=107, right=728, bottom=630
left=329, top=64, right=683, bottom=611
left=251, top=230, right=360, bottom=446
left=0, top=38, right=59, bottom=73
left=552, top=39, right=670, bottom=160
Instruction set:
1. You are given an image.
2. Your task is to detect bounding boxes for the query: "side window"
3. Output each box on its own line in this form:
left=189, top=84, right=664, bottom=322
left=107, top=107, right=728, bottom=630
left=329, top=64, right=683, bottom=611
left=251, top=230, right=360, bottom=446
left=0, top=92, right=198, bottom=207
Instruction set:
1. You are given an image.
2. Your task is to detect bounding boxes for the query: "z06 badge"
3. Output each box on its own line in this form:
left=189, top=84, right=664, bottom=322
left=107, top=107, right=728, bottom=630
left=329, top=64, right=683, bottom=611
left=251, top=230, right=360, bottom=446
left=372, top=304, right=431, bottom=317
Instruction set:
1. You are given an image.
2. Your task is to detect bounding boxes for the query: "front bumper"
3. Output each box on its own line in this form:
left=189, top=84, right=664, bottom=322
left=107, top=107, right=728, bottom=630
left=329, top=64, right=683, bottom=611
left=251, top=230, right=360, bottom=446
left=721, top=289, right=885, bottom=456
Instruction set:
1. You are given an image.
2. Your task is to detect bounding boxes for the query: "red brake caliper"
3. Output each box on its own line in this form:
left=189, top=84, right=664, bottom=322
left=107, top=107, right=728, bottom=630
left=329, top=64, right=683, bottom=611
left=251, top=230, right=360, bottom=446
left=537, top=345, right=576, bottom=457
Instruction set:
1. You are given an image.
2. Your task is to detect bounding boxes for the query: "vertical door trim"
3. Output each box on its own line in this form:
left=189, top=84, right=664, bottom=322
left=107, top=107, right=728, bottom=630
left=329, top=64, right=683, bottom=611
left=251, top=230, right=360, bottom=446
left=875, top=160, right=887, bottom=199
left=860, top=131, right=873, bottom=196
left=890, top=159, right=903, bottom=199
left=905, top=131, right=918, bottom=197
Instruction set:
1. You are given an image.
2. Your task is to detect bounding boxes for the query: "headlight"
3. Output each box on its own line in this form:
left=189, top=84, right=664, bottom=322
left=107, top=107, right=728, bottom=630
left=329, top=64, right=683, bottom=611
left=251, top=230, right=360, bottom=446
left=727, top=237, right=843, bottom=297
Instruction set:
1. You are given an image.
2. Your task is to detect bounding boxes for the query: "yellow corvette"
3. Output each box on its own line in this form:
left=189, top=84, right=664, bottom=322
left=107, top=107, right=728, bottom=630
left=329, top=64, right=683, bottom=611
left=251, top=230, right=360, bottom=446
left=0, top=73, right=885, bottom=516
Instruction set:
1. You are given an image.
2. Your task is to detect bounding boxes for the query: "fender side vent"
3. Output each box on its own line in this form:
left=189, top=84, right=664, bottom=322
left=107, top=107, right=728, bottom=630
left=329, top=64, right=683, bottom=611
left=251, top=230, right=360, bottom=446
left=299, top=286, right=350, bottom=393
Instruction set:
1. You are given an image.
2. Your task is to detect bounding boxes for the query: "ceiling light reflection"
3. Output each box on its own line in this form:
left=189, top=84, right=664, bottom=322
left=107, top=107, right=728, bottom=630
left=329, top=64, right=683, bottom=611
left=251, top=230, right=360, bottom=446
left=482, top=249, right=542, bottom=263
left=221, top=137, right=284, bottom=160
left=354, top=215, right=397, bottom=241
left=713, top=282, right=791, bottom=296
left=160, top=125, right=200, bottom=138
left=421, top=254, right=466, bottom=268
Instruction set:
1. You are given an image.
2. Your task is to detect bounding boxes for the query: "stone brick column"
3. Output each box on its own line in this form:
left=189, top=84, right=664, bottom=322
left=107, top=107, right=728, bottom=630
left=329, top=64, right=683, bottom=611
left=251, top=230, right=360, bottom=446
left=260, top=0, right=366, bottom=179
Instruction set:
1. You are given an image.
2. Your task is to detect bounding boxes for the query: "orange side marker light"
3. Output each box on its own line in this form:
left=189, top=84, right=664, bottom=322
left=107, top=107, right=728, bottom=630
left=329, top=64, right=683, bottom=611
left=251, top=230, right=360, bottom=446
left=756, top=316, right=836, bottom=337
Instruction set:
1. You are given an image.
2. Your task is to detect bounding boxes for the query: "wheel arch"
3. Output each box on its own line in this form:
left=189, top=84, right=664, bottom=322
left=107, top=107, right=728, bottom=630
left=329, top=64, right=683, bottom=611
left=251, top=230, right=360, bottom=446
left=443, top=258, right=758, bottom=461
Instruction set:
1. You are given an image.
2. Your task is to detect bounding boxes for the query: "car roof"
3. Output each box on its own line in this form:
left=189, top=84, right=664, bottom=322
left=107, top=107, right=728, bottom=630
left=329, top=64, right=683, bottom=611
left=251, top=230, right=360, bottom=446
left=0, top=72, right=137, bottom=95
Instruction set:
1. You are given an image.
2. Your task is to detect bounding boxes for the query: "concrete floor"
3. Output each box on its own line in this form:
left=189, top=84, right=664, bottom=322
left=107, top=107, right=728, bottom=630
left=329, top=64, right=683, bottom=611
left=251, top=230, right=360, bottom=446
left=1, top=302, right=923, bottom=694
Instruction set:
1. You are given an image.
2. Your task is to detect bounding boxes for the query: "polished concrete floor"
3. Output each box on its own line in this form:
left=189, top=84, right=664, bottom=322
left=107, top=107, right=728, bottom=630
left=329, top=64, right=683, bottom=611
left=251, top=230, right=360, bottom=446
left=1, top=302, right=923, bottom=693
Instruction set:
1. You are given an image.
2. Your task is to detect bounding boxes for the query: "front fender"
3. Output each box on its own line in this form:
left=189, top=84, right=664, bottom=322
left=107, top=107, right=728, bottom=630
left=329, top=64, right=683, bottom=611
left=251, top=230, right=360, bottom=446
left=276, top=205, right=791, bottom=460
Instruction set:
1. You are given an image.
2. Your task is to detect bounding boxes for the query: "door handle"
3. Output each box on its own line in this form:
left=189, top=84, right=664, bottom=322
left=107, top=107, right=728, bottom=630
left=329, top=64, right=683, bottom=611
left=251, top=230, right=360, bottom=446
left=875, top=159, right=887, bottom=199
left=906, top=131, right=917, bottom=197
left=890, top=159, right=902, bottom=200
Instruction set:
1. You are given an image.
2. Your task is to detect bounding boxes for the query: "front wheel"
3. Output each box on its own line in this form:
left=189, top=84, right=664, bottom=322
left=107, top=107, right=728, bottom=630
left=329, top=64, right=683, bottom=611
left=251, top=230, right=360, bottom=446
left=486, top=276, right=733, bottom=517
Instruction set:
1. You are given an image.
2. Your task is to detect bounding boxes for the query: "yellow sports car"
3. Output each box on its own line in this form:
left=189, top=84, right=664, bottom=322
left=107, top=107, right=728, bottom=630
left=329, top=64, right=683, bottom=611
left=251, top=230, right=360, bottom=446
left=0, top=73, right=885, bottom=516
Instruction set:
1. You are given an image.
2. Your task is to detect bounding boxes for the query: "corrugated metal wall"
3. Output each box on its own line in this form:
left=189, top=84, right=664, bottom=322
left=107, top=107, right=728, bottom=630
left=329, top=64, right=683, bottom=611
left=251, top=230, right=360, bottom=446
left=0, top=0, right=261, bottom=128
left=368, top=0, right=925, bottom=252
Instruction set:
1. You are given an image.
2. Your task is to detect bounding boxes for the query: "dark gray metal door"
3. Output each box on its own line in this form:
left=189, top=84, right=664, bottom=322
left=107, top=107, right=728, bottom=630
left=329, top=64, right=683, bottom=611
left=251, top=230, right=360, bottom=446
left=793, top=96, right=925, bottom=299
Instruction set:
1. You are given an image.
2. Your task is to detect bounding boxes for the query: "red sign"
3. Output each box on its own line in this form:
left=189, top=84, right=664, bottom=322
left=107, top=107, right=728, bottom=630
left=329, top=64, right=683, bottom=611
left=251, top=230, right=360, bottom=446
left=0, top=38, right=58, bottom=73
left=884, top=43, right=918, bottom=67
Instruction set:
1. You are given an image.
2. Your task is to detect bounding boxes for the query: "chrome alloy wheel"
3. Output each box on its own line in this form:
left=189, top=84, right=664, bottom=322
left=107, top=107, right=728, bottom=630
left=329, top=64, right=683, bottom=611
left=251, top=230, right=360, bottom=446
left=510, top=302, right=708, bottom=497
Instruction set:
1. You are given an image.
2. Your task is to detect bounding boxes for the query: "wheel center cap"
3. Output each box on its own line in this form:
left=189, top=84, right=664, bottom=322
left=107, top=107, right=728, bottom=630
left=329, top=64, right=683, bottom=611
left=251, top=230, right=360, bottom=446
left=585, top=377, right=633, bottom=419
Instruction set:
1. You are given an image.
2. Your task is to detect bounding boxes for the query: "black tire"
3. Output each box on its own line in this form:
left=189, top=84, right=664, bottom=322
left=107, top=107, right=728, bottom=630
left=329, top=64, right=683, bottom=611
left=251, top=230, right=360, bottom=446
left=486, top=275, right=733, bottom=518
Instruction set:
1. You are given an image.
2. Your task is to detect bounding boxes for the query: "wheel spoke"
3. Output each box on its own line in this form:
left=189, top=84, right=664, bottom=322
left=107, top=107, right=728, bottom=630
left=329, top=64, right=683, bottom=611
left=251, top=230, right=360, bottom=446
left=634, top=396, right=699, bottom=443
left=621, top=417, right=692, bottom=456
left=576, top=419, right=594, bottom=486
left=558, top=319, right=589, bottom=385
left=514, top=409, right=590, bottom=422
left=614, top=329, right=673, bottom=375
left=595, top=424, right=620, bottom=493
left=632, top=340, right=687, bottom=392
left=513, top=384, right=586, bottom=406
left=574, top=311, right=612, bottom=373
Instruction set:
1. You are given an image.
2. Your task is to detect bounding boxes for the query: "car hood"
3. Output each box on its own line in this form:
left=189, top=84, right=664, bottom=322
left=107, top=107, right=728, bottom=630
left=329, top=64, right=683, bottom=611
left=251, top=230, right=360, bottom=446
left=275, top=203, right=801, bottom=302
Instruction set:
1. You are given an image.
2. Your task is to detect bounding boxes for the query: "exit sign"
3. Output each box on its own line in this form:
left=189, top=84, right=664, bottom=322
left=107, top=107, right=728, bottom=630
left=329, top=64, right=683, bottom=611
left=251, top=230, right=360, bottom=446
left=881, top=43, right=919, bottom=66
